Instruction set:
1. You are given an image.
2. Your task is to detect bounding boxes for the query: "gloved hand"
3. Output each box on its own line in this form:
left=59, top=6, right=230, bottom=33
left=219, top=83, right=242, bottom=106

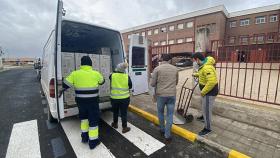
left=58, top=89, right=65, bottom=97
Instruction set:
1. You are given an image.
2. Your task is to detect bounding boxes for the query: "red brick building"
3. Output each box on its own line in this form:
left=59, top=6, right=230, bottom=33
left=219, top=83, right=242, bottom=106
left=121, top=4, right=280, bottom=62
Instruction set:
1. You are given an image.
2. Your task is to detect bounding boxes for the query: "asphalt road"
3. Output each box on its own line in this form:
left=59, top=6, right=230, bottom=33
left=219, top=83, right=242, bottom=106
left=0, top=68, right=223, bottom=158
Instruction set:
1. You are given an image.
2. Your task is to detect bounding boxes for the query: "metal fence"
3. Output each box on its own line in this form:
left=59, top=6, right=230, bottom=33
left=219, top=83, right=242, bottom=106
left=211, top=39, right=280, bottom=105
left=148, top=42, right=194, bottom=72
left=149, top=45, right=170, bottom=72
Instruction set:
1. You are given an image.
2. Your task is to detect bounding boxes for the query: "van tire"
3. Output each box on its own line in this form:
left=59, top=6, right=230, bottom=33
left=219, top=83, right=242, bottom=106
left=48, top=106, right=58, bottom=123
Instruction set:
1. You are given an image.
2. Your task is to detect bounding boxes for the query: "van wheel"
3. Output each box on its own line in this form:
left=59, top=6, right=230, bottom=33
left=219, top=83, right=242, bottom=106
left=48, top=107, right=58, bottom=123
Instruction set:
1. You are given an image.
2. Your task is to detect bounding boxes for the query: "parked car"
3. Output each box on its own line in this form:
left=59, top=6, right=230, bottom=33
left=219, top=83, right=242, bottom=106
left=175, top=58, right=193, bottom=67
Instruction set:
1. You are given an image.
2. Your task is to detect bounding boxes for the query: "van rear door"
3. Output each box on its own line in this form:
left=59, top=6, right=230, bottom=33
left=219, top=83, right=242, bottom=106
left=128, top=34, right=149, bottom=95
left=54, top=0, right=64, bottom=120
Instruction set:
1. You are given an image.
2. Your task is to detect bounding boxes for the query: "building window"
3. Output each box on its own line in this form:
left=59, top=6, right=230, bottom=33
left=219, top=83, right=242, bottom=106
left=229, top=36, right=235, bottom=44
left=161, top=27, right=166, bottom=32
left=177, top=38, right=184, bottom=44
left=240, top=19, right=250, bottom=26
left=154, top=28, right=159, bottom=34
left=255, top=16, right=266, bottom=24
left=240, top=35, right=249, bottom=44
left=154, top=42, right=159, bottom=46
left=267, top=33, right=276, bottom=42
left=177, top=23, right=184, bottom=30
left=168, top=39, right=175, bottom=44
left=169, top=25, right=175, bottom=31
left=230, top=21, right=237, bottom=28
left=186, top=21, right=193, bottom=28
left=270, top=15, right=278, bottom=22
left=161, top=41, right=166, bottom=45
left=128, top=34, right=131, bottom=39
left=141, top=32, right=146, bottom=36
left=256, top=35, right=265, bottom=43
left=186, top=37, right=193, bottom=42
left=135, top=33, right=140, bottom=36
left=148, top=30, right=152, bottom=35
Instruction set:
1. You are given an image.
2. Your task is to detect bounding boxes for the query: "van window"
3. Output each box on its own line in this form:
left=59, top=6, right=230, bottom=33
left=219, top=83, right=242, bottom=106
left=61, top=20, right=124, bottom=55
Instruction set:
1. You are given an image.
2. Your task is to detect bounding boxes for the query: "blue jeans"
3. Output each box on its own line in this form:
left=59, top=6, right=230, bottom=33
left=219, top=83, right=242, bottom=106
left=157, top=96, right=176, bottom=138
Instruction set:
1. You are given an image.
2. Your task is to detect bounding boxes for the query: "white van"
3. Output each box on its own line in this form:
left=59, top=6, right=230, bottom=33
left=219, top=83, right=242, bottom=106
left=41, top=1, right=125, bottom=122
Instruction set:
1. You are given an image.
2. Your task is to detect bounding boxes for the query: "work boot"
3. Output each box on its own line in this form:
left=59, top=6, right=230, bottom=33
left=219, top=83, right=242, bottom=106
left=196, top=115, right=204, bottom=122
left=81, top=132, right=89, bottom=143
left=159, top=130, right=165, bottom=137
left=198, top=128, right=212, bottom=136
left=164, top=137, right=172, bottom=144
left=111, top=122, right=118, bottom=129
left=89, top=139, right=101, bottom=149
left=122, top=127, right=131, bottom=133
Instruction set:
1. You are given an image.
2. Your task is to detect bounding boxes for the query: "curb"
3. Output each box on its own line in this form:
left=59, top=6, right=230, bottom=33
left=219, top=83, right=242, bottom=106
left=0, top=69, right=7, bottom=73
left=128, top=105, right=251, bottom=158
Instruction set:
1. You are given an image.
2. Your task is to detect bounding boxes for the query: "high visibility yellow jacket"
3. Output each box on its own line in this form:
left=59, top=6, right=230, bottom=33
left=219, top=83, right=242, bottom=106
left=194, top=56, right=218, bottom=96
left=64, top=65, right=104, bottom=98
left=110, top=73, right=130, bottom=99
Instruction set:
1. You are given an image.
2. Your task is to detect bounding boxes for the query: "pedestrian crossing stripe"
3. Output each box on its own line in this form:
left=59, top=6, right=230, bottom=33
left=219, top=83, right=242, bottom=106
left=5, top=120, right=41, bottom=158
left=61, top=119, right=116, bottom=158
left=5, top=113, right=165, bottom=158
left=101, top=112, right=165, bottom=156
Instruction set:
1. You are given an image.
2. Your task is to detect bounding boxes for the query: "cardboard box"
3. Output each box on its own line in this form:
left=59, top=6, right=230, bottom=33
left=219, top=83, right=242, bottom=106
left=62, top=52, right=112, bottom=104
left=99, top=55, right=112, bottom=97
left=101, top=47, right=111, bottom=55
left=61, top=52, right=76, bottom=106
left=61, top=52, right=75, bottom=76
left=89, top=54, right=100, bottom=71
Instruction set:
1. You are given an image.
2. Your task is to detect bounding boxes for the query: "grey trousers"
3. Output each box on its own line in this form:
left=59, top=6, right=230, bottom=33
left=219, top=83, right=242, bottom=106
left=202, top=95, right=216, bottom=130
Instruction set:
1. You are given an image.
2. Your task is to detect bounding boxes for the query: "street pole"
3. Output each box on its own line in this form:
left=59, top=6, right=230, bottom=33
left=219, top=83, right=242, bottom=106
left=166, top=32, right=169, bottom=54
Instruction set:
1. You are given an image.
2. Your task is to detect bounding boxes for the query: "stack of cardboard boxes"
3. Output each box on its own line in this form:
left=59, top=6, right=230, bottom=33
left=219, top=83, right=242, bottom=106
left=61, top=53, right=76, bottom=106
left=61, top=48, right=112, bottom=107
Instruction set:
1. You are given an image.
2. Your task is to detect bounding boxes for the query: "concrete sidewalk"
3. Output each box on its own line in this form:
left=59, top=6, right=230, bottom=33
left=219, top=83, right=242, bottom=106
left=131, top=94, right=280, bottom=158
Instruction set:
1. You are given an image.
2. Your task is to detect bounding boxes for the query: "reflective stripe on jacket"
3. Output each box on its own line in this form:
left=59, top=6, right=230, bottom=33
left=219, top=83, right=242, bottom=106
left=64, top=65, right=104, bottom=98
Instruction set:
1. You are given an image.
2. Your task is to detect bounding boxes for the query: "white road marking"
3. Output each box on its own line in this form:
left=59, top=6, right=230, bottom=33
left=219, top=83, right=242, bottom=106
left=5, top=120, right=41, bottom=158
left=101, top=112, right=165, bottom=156
left=61, top=118, right=115, bottom=158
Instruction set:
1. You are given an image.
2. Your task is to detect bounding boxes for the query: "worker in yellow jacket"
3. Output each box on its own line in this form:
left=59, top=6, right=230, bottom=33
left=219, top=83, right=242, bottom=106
left=192, top=52, right=218, bottom=136
left=60, top=56, right=104, bottom=149
left=110, top=62, right=132, bottom=133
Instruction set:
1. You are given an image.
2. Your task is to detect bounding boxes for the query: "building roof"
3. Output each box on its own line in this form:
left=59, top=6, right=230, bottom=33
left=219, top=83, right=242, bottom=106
left=229, top=4, right=280, bottom=18
left=121, top=4, right=280, bottom=33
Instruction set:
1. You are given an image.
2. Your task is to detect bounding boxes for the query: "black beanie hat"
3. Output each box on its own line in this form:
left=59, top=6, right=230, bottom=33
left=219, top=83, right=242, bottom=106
left=192, top=52, right=205, bottom=61
left=81, top=56, right=92, bottom=66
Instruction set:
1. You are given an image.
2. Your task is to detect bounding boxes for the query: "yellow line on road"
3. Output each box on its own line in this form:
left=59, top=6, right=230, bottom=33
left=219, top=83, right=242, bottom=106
left=228, top=150, right=251, bottom=158
left=128, top=104, right=251, bottom=158
left=128, top=105, right=197, bottom=142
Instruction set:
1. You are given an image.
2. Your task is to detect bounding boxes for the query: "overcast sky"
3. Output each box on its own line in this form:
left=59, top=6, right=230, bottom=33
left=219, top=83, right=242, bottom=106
left=0, top=0, right=279, bottom=58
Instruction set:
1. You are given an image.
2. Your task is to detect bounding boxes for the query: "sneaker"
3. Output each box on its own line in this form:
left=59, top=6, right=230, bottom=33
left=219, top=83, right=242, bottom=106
left=164, top=137, right=172, bottom=144
left=196, top=115, right=204, bottom=122
left=198, top=128, right=212, bottom=136
left=111, top=122, right=118, bottom=129
left=122, top=127, right=131, bottom=133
